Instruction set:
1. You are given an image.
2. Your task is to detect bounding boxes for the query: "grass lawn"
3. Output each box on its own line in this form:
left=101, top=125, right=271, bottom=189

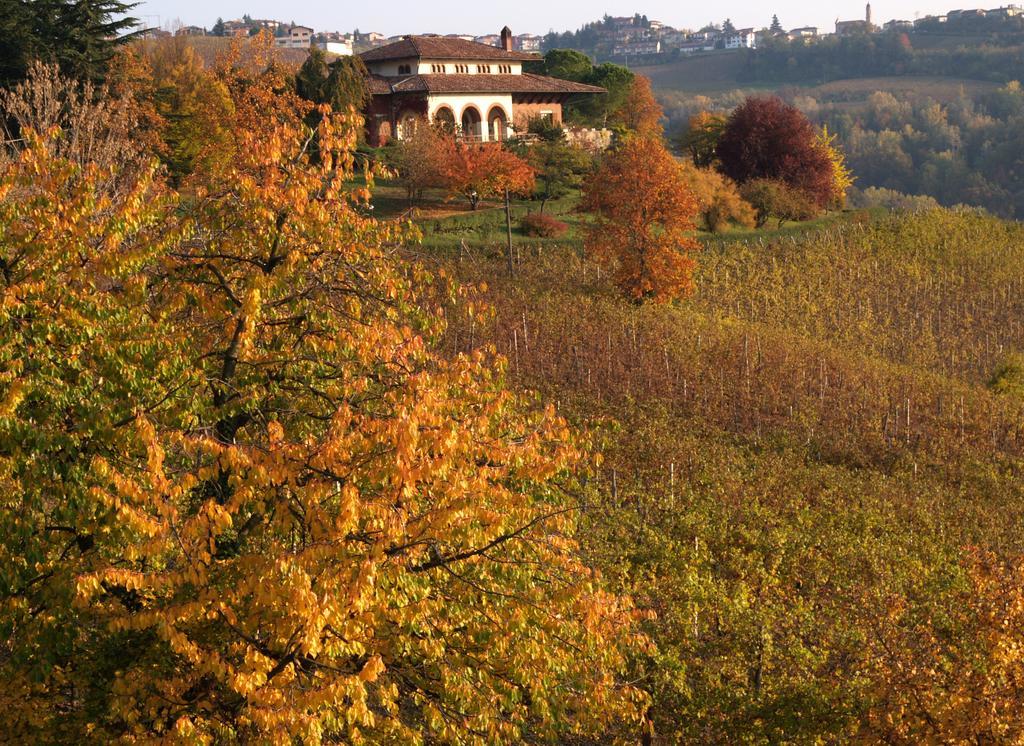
left=364, top=176, right=878, bottom=261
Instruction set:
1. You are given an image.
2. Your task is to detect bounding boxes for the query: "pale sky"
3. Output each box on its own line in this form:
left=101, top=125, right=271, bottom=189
left=135, top=0, right=962, bottom=38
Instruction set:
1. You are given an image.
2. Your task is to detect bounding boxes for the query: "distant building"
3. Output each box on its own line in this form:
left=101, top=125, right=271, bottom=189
left=987, top=4, right=1021, bottom=15
left=914, top=14, right=948, bottom=25
left=221, top=20, right=250, bottom=37
left=613, top=39, right=662, bottom=56
left=175, top=25, right=206, bottom=36
left=515, top=34, right=543, bottom=52
left=883, top=19, right=914, bottom=30
left=724, top=28, right=757, bottom=48
left=250, top=19, right=282, bottom=32
left=316, top=40, right=353, bottom=55
left=689, top=29, right=719, bottom=42
left=607, top=16, right=638, bottom=30
left=447, top=34, right=476, bottom=41
left=276, top=25, right=313, bottom=48
left=787, top=26, right=819, bottom=38
left=474, top=34, right=501, bottom=46
left=679, top=40, right=715, bottom=53
left=836, top=2, right=876, bottom=34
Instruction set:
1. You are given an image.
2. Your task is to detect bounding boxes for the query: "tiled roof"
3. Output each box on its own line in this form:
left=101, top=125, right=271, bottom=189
left=360, top=35, right=537, bottom=62
left=367, top=73, right=605, bottom=96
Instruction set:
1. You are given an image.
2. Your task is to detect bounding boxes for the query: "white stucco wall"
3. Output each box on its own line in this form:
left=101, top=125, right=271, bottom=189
left=416, top=61, right=522, bottom=74
left=427, top=94, right=514, bottom=141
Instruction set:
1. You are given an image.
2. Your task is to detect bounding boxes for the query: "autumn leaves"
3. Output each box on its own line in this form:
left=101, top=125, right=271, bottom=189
left=0, top=53, right=646, bottom=741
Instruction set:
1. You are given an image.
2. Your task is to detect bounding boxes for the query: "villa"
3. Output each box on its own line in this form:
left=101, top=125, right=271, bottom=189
left=359, top=27, right=605, bottom=145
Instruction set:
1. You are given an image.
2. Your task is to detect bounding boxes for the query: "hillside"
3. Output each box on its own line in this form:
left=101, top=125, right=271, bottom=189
left=421, top=207, right=1024, bottom=740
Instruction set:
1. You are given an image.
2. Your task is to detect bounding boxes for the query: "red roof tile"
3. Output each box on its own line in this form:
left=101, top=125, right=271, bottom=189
left=367, top=73, right=605, bottom=96
left=360, top=35, right=538, bottom=62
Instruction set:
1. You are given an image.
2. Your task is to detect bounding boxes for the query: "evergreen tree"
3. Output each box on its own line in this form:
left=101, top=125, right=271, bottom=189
left=770, top=14, right=784, bottom=33
left=212, top=16, right=225, bottom=36
left=723, top=18, right=737, bottom=34
left=1, top=0, right=140, bottom=88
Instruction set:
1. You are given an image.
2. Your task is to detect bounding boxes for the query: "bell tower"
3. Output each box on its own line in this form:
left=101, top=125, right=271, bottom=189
left=866, top=2, right=872, bottom=25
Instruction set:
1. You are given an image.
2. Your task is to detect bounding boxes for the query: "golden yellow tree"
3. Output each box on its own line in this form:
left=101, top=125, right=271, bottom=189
left=609, top=75, right=664, bottom=139
left=860, top=549, right=1024, bottom=744
left=680, top=162, right=756, bottom=233
left=0, top=53, right=646, bottom=742
left=818, top=125, right=855, bottom=208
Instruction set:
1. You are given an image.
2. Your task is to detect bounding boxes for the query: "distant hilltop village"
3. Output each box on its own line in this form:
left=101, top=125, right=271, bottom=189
left=154, top=4, right=1024, bottom=63
left=153, top=17, right=544, bottom=58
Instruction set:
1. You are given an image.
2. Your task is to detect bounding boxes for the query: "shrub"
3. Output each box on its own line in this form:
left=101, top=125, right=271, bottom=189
left=520, top=212, right=569, bottom=238
left=989, top=352, right=1024, bottom=399
left=680, top=162, right=756, bottom=233
left=740, top=178, right=819, bottom=228
left=849, top=186, right=941, bottom=212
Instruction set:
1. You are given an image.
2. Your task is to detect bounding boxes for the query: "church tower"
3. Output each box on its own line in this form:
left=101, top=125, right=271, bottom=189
left=866, top=2, right=872, bottom=25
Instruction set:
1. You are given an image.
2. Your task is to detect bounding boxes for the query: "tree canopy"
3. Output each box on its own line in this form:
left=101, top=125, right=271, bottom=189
left=581, top=136, right=699, bottom=302
left=716, top=96, right=837, bottom=207
left=0, top=56, right=645, bottom=742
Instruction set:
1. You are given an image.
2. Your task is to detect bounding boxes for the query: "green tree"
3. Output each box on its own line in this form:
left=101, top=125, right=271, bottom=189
left=770, top=14, right=784, bottom=33
left=678, top=111, right=727, bottom=167
left=9, top=0, right=141, bottom=86
left=296, top=47, right=369, bottom=114
left=541, top=48, right=593, bottom=81
left=527, top=138, right=593, bottom=212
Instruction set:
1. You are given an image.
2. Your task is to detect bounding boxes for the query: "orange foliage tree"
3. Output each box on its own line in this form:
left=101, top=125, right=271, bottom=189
left=581, top=136, right=700, bottom=302
left=0, top=51, right=646, bottom=741
left=609, top=75, right=664, bottom=139
left=437, top=139, right=535, bottom=209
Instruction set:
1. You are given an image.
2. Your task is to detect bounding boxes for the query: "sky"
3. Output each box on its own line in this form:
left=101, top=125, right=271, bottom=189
left=134, top=0, right=968, bottom=38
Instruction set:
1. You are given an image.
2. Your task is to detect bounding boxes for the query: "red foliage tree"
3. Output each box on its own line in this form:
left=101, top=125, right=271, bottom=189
left=715, top=96, right=836, bottom=208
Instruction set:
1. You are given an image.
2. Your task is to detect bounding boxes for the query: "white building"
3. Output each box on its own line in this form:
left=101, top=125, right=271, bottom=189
left=787, top=26, right=819, bottom=38
left=317, top=40, right=353, bottom=55
left=724, top=28, right=757, bottom=48
left=276, top=25, right=313, bottom=48
left=360, top=27, right=604, bottom=145
left=515, top=34, right=543, bottom=52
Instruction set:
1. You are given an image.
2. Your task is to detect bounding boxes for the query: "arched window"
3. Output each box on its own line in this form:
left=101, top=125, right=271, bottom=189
left=433, top=107, right=456, bottom=132
left=399, top=114, right=419, bottom=140
left=487, top=106, right=508, bottom=142
left=397, top=64, right=411, bottom=75
left=461, top=106, right=483, bottom=140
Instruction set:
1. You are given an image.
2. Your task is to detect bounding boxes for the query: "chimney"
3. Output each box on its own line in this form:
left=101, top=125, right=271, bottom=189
left=500, top=26, right=513, bottom=51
